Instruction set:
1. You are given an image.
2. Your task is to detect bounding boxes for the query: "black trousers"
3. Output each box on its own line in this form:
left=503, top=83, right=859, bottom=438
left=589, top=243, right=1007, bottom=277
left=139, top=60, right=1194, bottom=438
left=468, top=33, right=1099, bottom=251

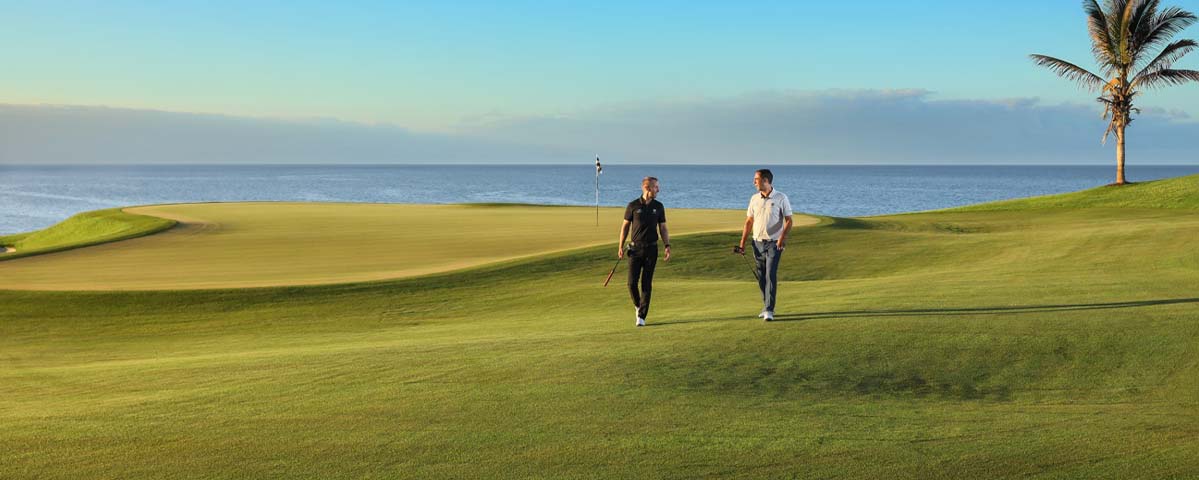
left=627, top=243, right=658, bottom=319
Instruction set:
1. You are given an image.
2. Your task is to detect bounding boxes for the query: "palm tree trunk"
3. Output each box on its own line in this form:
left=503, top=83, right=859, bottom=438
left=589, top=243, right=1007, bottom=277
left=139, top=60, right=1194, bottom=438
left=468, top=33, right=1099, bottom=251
left=1115, top=125, right=1127, bottom=185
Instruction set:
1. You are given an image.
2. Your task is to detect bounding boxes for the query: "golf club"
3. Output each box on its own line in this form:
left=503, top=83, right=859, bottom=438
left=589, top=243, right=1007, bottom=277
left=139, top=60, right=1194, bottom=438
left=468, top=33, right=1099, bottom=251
left=602, top=254, right=622, bottom=287
left=732, top=246, right=761, bottom=283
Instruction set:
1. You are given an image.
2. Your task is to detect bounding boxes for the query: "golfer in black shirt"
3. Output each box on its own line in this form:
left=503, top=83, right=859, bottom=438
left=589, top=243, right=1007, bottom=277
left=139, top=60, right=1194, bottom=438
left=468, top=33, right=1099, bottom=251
left=618, top=176, right=671, bottom=327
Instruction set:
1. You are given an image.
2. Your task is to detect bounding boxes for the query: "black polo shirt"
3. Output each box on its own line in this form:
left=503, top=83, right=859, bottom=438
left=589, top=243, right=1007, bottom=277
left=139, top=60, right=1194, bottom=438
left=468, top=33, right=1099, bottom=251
left=624, top=196, right=666, bottom=246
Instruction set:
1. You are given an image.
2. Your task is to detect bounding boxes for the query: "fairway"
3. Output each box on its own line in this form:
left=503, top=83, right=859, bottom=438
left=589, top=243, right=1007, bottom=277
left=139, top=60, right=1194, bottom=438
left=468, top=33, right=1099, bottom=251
left=0, top=202, right=800, bottom=290
left=3, top=178, right=1199, bottom=478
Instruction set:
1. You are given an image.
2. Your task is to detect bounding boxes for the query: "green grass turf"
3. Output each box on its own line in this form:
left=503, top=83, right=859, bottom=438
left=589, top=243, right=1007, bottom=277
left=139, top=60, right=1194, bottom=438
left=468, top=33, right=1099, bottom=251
left=946, top=173, right=1199, bottom=211
left=2, top=177, right=1198, bottom=478
left=0, top=207, right=175, bottom=261
left=0, top=202, right=767, bottom=290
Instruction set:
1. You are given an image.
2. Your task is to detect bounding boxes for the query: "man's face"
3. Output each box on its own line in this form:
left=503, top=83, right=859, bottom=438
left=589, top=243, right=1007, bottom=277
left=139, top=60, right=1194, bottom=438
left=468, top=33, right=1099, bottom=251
left=754, top=173, right=770, bottom=192
left=644, top=180, right=660, bottom=199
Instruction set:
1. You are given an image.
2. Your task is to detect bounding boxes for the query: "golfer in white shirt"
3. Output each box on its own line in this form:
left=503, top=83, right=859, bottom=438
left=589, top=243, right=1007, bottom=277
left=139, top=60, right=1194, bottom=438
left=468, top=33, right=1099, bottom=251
left=736, top=169, right=793, bottom=321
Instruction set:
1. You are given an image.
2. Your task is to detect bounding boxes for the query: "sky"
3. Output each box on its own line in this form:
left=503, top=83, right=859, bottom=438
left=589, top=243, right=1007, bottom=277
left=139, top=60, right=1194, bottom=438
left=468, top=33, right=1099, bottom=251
left=2, top=0, right=1198, bottom=164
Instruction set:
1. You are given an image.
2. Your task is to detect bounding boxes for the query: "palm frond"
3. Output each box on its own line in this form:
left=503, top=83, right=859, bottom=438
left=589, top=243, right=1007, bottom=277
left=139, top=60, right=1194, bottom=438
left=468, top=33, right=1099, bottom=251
left=1129, top=0, right=1161, bottom=37
left=1133, top=39, right=1198, bottom=79
left=1030, top=54, right=1107, bottom=91
left=1139, top=7, right=1197, bottom=53
left=1095, top=96, right=1127, bottom=145
left=1100, top=103, right=1118, bottom=144
left=1094, top=95, right=1132, bottom=113
left=1085, top=0, right=1118, bottom=66
left=1116, top=0, right=1141, bottom=66
left=1129, top=0, right=1161, bottom=64
left=1133, top=68, right=1199, bottom=89
left=1106, top=0, right=1132, bottom=21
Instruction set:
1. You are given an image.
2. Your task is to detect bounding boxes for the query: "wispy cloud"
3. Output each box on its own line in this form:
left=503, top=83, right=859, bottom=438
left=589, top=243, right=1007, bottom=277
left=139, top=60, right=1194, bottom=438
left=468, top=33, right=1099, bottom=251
left=460, top=90, right=1199, bottom=164
left=3, top=92, right=1197, bottom=165
left=0, top=104, right=566, bottom=164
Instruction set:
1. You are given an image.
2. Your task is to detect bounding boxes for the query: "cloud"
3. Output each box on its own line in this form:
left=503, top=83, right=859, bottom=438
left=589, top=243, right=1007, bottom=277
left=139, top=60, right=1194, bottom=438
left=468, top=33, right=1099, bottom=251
left=459, top=89, right=1199, bottom=164
left=0, top=104, right=567, bottom=164
left=3, top=91, right=1197, bottom=165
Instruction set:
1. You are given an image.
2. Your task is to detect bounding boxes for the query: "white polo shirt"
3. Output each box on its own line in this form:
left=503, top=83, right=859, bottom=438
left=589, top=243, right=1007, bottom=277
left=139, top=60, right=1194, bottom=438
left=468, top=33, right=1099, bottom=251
left=747, top=189, right=793, bottom=241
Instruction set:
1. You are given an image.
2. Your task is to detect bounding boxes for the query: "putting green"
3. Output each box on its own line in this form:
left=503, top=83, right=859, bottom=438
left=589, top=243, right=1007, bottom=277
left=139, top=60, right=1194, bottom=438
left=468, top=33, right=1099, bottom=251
left=0, top=202, right=816, bottom=290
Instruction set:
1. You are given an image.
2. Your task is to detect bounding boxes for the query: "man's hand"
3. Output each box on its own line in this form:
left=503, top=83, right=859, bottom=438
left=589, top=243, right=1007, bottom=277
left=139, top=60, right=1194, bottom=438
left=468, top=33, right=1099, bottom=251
left=777, top=238, right=786, bottom=251
left=617, top=245, right=625, bottom=259
left=733, top=245, right=746, bottom=255
left=664, top=246, right=672, bottom=262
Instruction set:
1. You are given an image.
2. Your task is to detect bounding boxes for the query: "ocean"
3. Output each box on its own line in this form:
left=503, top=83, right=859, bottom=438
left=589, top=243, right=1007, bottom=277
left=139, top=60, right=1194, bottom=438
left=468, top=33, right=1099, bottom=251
left=2, top=164, right=1197, bottom=235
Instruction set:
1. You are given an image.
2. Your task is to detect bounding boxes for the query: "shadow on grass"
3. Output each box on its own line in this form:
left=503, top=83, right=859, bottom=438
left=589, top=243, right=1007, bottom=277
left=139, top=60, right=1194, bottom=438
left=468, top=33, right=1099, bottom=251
left=772, top=297, right=1199, bottom=322
left=646, top=297, right=1199, bottom=326
left=646, top=314, right=755, bottom=327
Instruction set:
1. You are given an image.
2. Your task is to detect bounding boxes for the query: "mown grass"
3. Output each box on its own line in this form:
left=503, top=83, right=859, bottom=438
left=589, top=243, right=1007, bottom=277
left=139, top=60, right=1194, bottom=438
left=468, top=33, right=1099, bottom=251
left=0, top=202, right=756, bottom=290
left=947, top=174, right=1199, bottom=211
left=2, top=177, right=1198, bottom=478
left=0, top=208, right=174, bottom=261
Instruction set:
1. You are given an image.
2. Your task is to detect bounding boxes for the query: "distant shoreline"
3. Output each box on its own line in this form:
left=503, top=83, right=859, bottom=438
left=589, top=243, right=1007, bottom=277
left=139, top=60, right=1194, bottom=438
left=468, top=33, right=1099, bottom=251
left=3, top=163, right=1199, bottom=167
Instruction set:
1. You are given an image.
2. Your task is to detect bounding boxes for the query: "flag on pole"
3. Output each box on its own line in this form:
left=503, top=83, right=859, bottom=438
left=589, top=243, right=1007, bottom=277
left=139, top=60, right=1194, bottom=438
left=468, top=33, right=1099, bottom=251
left=595, top=156, right=602, bottom=226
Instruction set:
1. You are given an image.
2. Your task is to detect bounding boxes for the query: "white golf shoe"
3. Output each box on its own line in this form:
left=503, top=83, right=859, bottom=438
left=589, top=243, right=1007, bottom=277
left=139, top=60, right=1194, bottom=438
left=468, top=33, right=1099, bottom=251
left=636, top=309, right=645, bottom=327
left=763, top=311, right=775, bottom=322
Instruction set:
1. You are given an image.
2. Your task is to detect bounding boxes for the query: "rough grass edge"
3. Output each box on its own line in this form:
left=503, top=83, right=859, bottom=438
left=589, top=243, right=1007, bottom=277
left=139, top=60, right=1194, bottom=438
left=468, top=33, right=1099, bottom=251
left=0, top=208, right=177, bottom=262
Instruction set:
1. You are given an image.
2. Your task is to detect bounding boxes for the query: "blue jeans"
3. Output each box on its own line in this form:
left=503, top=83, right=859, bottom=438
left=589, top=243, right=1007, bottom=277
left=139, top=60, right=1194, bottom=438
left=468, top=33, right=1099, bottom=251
left=752, top=239, right=783, bottom=312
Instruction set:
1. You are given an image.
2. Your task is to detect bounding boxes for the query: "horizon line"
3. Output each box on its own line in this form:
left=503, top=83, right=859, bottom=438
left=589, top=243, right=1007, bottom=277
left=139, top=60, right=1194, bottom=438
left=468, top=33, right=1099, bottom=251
left=3, top=163, right=1195, bottom=168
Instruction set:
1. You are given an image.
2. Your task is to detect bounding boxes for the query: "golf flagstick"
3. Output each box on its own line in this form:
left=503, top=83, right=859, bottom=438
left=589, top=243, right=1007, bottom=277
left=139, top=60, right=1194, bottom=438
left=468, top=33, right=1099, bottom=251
left=595, top=156, right=602, bottom=226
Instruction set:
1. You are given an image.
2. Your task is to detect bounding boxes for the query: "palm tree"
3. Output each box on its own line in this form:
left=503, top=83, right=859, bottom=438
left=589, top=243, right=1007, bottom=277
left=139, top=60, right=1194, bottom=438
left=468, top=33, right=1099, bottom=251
left=1031, top=0, right=1199, bottom=185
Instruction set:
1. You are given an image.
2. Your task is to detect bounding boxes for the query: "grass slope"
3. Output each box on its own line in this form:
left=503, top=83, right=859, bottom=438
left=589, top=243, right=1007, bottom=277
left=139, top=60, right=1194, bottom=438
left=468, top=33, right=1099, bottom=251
left=0, top=208, right=174, bottom=261
left=2, top=179, right=1198, bottom=478
left=948, top=173, right=1199, bottom=211
left=0, top=202, right=768, bottom=290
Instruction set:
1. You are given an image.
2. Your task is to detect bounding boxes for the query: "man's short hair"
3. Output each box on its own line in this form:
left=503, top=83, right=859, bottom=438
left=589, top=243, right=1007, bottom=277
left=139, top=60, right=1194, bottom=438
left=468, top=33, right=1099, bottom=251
left=755, top=169, right=773, bottom=184
left=642, top=176, right=659, bottom=188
